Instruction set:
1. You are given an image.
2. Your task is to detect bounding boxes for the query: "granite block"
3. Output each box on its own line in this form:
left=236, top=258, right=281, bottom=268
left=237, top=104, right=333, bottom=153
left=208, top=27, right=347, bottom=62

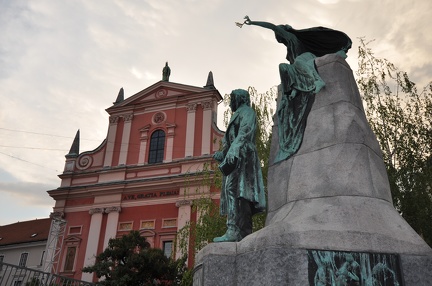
left=401, top=254, right=432, bottom=286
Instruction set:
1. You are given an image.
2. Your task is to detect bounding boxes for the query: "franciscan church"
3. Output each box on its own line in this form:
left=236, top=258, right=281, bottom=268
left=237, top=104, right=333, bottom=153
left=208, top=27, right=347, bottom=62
left=46, top=63, right=224, bottom=282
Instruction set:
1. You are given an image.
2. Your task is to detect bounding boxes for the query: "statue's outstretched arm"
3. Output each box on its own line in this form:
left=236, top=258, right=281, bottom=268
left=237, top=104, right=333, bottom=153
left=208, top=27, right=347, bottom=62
left=238, top=16, right=286, bottom=36
left=244, top=16, right=276, bottom=29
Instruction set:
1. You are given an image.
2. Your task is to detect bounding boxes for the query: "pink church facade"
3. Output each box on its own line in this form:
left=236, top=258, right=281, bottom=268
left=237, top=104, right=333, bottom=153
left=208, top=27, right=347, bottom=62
left=47, top=75, right=224, bottom=282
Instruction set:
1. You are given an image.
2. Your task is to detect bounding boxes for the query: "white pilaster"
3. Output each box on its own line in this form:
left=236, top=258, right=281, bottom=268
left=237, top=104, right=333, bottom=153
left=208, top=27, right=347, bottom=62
left=118, top=114, right=133, bottom=165
left=81, top=208, right=104, bottom=282
left=165, top=136, right=174, bottom=162
left=104, top=116, right=119, bottom=167
left=164, top=123, right=176, bottom=163
left=175, top=200, right=192, bottom=259
left=185, top=103, right=197, bottom=157
left=103, top=206, right=121, bottom=249
left=201, top=100, right=213, bottom=155
left=138, top=125, right=151, bottom=165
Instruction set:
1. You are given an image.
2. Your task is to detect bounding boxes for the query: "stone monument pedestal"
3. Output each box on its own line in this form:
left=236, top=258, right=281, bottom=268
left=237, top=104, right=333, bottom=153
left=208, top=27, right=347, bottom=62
left=193, top=54, right=432, bottom=285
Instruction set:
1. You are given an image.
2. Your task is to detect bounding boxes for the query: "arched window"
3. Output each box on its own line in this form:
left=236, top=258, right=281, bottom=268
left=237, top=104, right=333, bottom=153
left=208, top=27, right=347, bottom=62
left=148, top=130, right=165, bottom=163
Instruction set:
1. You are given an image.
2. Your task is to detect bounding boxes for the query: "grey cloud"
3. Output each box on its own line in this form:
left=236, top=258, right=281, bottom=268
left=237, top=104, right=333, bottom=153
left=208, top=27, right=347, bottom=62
left=0, top=180, right=55, bottom=206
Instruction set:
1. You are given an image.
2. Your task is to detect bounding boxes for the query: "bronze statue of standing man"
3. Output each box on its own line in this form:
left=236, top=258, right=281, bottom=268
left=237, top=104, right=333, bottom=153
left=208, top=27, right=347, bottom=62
left=213, top=89, right=266, bottom=242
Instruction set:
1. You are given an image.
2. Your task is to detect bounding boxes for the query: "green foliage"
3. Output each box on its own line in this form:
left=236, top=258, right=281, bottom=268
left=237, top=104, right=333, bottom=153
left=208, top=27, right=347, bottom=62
left=356, top=38, right=432, bottom=246
left=248, top=86, right=274, bottom=231
left=176, top=197, right=226, bottom=257
left=82, top=231, right=187, bottom=286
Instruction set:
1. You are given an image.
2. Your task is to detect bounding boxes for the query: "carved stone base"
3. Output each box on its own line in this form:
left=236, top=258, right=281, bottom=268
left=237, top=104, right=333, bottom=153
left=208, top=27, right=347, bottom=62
left=194, top=245, right=432, bottom=285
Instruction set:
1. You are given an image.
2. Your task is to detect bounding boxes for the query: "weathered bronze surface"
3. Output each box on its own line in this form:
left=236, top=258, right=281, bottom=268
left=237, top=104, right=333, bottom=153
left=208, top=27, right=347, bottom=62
left=308, top=250, right=403, bottom=285
left=162, top=62, right=171, bottom=81
left=213, top=89, right=266, bottom=242
left=239, top=16, right=351, bottom=162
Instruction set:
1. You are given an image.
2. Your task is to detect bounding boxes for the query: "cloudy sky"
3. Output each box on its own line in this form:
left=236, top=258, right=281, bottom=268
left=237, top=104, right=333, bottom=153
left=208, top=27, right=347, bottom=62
left=1, top=0, right=431, bottom=225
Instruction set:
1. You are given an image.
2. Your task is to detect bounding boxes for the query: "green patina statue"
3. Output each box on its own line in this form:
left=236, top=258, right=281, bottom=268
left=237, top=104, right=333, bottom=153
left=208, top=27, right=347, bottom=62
left=162, top=62, right=171, bottom=81
left=213, top=89, right=266, bottom=242
left=238, top=16, right=352, bottom=162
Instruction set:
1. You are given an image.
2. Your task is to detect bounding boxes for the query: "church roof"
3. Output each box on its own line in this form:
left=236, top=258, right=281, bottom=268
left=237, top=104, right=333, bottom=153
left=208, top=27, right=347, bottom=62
left=106, top=80, right=222, bottom=114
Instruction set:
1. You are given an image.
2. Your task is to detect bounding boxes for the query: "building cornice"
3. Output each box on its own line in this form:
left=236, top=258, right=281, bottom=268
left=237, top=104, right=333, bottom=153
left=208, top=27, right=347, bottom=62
left=58, top=154, right=213, bottom=179
left=48, top=169, right=216, bottom=200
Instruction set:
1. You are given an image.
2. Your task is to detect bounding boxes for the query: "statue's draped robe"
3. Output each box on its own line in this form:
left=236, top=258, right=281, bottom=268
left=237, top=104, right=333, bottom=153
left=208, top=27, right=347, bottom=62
left=219, top=105, right=266, bottom=216
left=274, top=25, right=352, bottom=162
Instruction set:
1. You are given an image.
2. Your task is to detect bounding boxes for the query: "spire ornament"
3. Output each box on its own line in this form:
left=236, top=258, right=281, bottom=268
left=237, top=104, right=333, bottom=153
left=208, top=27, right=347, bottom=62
left=66, top=130, right=80, bottom=158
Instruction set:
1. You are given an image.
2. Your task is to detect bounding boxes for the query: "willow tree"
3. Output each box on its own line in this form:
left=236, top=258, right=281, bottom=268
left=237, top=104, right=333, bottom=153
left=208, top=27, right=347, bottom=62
left=356, top=38, right=432, bottom=246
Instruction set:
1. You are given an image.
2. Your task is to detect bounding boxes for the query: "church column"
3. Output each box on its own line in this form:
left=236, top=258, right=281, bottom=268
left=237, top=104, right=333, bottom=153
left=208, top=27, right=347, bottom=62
left=103, top=206, right=121, bottom=249
left=164, top=123, right=176, bottom=163
left=81, top=208, right=104, bottom=282
left=138, top=125, right=150, bottom=165
left=201, top=100, right=213, bottom=155
left=104, top=116, right=120, bottom=167
left=165, top=134, right=174, bottom=162
left=185, top=103, right=197, bottom=157
left=175, top=200, right=192, bottom=259
left=118, top=114, right=133, bottom=165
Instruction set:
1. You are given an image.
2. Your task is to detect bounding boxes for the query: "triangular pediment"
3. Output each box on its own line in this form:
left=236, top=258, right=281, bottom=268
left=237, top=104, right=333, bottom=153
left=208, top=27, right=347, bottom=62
left=106, top=81, right=220, bottom=113
left=64, top=235, right=82, bottom=243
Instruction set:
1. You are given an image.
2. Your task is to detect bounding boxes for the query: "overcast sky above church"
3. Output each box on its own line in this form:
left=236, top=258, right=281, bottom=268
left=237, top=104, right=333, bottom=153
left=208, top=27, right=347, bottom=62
left=1, top=0, right=431, bottom=225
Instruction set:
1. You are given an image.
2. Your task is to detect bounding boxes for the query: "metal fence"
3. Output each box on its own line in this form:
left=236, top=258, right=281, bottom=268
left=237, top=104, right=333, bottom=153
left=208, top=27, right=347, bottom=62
left=0, top=262, right=95, bottom=286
